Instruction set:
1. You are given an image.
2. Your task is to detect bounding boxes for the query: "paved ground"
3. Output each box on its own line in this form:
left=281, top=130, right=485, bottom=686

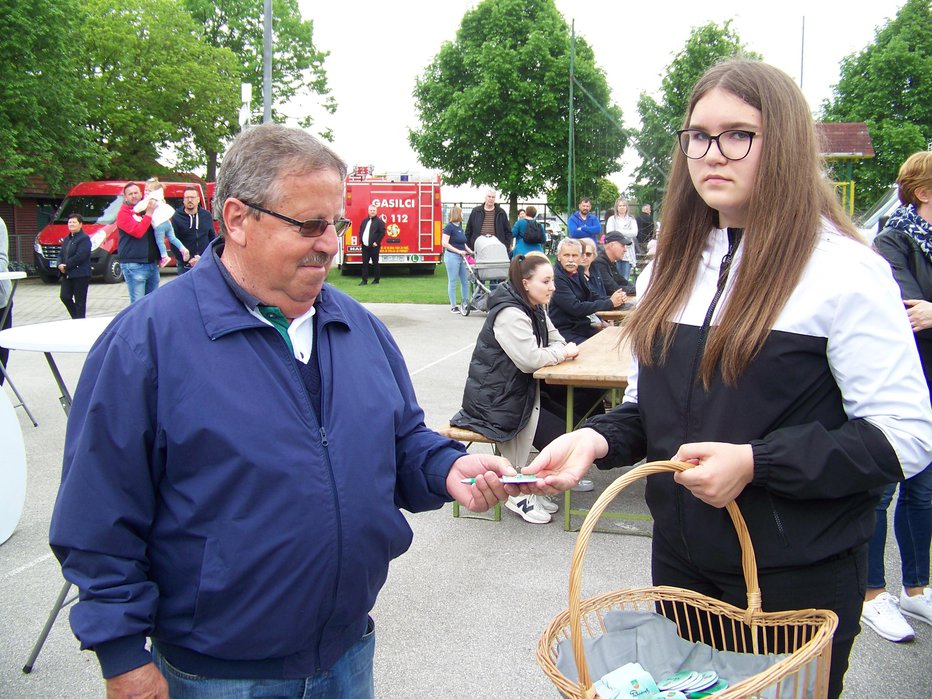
left=0, top=274, right=929, bottom=697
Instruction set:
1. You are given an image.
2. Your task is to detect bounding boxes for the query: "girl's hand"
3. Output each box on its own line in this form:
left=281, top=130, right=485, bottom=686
left=672, top=442, right=754, bottom=508
left=563, top=342, right=579, bottom=359
left=521, top=428, right=608, bottom=495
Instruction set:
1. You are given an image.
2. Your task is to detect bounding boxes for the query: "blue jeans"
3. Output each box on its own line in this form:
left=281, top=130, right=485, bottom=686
left=867, top=463, right=932, bottom=589
left=444, top=250, right=469, bottom=306
left=122, top=262, right=160, bottom=303
left=152, top=619, right=375, bottom=698
left=617, top=260, right=632, bottom=280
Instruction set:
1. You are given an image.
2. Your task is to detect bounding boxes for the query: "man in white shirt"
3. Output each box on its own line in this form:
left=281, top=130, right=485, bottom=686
left=358, top=205, right=386, bottom=286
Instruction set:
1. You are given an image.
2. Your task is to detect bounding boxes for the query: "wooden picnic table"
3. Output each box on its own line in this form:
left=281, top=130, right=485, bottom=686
left=534, top=327, right=650, bottom=533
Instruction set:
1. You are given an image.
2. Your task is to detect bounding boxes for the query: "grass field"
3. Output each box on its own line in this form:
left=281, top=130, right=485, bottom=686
left=325, top=263, right=451, bottom=304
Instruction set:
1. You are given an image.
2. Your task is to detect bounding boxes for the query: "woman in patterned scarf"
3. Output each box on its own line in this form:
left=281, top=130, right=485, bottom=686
left=864, top=150, right=932, bottom=642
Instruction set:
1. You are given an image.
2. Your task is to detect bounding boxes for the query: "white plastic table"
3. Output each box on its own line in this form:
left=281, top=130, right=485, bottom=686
left=0, top=271, right=36, bottom=425
left=0, top=315, right=113, bottom=415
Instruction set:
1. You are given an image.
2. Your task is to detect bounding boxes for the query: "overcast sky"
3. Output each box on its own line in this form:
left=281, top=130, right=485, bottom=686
left=294, top=0, right=905, bottom=200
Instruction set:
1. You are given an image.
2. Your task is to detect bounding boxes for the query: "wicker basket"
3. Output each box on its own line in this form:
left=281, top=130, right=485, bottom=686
left=538, top=461, right=839, bottom=699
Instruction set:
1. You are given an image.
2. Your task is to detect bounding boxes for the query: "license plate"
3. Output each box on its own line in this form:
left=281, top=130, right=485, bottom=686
left=49, top=260, right=58, bottom=268
left=380, top=255, right=409, bottom=262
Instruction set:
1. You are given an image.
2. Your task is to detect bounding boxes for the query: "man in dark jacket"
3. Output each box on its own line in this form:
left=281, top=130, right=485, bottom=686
left=49, top=124, right=515, bottom=699
left=465, top=190, right=512, bottom=251
left=171, top=187, right=214, bottom=274
left=590, top=232, right=636, bottom=296
left=548, top=238, right=626, bottom=344
left=635, top=203, right=654, bottom=255
left=358, top=204, right=386, bottom=285
left=57, top=213, right=92, bottom=318
left=116, top=182, right=159, bottom=302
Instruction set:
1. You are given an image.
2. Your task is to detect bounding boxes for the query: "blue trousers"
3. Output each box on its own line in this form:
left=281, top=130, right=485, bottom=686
left=152, top=619, right=375, bottom=698
left=122, top=262, right=160, bottom=303
left=444, top=250, right=469, bottom=306
left=867, top=463, right=932, bottom=590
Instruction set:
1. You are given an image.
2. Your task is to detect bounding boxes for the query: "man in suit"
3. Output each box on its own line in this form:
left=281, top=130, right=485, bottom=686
left=358, top=204, right=386, bottom=285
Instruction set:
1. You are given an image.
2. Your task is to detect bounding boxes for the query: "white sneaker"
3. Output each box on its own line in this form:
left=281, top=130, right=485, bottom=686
left=861, top=592, right=915, bottom=642
left=571, top=479, right=594, bottom=492
left=536, top=495, right=559, bottom=514
left=899, top=587, right=932, bottom=626
left=505, top=495, right=551, bottom=524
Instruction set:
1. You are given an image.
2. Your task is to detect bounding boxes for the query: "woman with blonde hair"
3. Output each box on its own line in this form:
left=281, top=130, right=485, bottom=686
left=442, top=205, right=472, bottom=312
left=525, top=59, right=932, bottom=698
left=862, top=150, right=932, bottom=641
left=605, top=196, right=638, bottom=278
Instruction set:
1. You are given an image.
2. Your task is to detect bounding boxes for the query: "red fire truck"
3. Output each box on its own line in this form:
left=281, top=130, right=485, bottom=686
left=339, top=169, right=442, bottom=274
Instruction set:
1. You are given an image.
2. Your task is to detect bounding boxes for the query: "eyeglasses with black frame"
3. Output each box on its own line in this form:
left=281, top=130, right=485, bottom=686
left=241, top=200, right=351, bottom=237
left=675, top=129, right=759, bottom=161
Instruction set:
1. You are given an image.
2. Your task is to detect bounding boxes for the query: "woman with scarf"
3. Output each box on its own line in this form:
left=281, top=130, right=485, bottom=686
left=862, top=151, right=932, bottom=642
left=451, top=253, right=578, bottom=524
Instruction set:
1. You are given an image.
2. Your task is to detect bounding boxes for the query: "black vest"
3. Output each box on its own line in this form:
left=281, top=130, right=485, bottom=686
left=450, top=283, right=548, bottom=441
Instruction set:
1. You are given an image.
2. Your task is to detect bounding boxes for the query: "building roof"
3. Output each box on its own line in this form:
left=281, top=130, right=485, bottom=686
left=815, top=122, right=875, bottom=159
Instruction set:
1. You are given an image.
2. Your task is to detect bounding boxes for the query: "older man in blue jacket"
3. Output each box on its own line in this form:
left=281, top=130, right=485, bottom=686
left=50, top=124, right=517, bottom=699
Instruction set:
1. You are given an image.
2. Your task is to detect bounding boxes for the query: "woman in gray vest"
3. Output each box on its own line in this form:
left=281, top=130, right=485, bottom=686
left=451, top=253, right=578, bottom=523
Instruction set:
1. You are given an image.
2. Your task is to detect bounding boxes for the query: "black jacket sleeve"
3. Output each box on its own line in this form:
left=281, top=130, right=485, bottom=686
left=585, top=401, right=648, bottom=469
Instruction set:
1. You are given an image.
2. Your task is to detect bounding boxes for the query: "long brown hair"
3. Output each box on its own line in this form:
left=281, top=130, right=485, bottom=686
left=625, top=58, right=859, bottom=387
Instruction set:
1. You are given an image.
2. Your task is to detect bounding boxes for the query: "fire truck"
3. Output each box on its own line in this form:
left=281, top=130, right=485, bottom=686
left=339, top=168, right=442, bottom=274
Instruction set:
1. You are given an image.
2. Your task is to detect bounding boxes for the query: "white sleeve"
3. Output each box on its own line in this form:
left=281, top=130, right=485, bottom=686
left=493, top=307, right=567, bottom=373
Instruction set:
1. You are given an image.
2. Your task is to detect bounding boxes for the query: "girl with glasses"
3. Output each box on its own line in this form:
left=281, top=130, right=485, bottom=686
left=524, top=59, right=932, bottom=699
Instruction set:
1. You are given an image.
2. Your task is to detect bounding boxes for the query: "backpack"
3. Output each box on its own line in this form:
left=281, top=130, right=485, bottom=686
left=523, top=219, right=543, bottom=245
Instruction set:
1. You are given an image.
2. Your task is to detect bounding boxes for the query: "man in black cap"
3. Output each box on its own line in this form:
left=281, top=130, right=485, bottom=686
left=590, top=232, right=636, bottom=296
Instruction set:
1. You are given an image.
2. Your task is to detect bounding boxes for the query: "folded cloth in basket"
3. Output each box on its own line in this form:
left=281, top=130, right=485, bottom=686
left=554, top=610, right=818, bottom=699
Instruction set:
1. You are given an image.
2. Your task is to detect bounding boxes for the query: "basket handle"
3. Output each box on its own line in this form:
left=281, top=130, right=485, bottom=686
left=568, top=460, right=761, bottom=693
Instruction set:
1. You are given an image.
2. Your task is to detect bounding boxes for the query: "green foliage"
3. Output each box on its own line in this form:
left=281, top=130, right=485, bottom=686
left=80, top=0, right=240, bottom=179
left=182, top=0, right=335, bottom=139
left=593, top=178, right=620, bottom=213
left=821, top=0, right=932, bottom=211
left=409, top=0, right=626, bottom=211
left=0, top=0, right=108, bottom=202
left=631, top=21, right=757, bottom=207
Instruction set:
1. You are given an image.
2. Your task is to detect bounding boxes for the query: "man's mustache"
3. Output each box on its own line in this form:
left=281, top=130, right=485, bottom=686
left=299, top=252, right=334, bottom=266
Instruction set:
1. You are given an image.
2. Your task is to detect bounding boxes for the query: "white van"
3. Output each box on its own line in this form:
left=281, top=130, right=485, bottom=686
left=856, top=185, right=900, bottom=242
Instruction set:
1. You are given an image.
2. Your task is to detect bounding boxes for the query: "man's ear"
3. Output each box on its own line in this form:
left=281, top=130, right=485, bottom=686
left=222, top=198, right=250, bottom=246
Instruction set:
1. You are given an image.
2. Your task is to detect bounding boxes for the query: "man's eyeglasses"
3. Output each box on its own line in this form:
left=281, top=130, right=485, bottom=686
left=582, top=251, right=595, bottom=256
left=242, top=200, right=351, bottom=237
left=676, top=129, right=759, bottom=161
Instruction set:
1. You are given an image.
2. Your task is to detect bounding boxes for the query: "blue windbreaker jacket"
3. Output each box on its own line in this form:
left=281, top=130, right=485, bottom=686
left=50, top=242, right=466, bottom=679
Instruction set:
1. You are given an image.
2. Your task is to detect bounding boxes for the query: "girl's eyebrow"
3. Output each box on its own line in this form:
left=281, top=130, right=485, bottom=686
left=686, top=120, right=761, bottom=132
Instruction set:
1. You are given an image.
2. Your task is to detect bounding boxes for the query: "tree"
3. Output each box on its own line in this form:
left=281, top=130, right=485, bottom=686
left=182, top=0, right=336, bottom=178
left=409, top=0, right=626, bottom=219
left=822, top=0, right=931, bottom=210
left=0, top=0, right=108, bottom=202
left=631, top=21, right=757, bottom=207
left=78, top=0, right=240, bottom=180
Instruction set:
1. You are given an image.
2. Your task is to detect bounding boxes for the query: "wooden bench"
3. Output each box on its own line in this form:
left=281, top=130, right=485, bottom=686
left=436, top=423, right=502, bottom=521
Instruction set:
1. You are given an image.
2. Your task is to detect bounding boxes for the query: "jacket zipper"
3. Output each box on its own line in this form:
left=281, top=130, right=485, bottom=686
left=676, top=228, right=743, bottom=559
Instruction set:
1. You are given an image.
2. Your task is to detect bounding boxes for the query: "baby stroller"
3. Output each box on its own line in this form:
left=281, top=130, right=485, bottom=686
left=460, top=240, right=511, bottom=316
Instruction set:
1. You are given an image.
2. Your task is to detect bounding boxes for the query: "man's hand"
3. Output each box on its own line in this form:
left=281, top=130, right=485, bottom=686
left=58, top=263, right=67, bottom=273
left=446, top=453, right=517, bottom=512
left=145, top=200, right=158, bottom=216
left=610, top=289, right=627, bottom=308
left=189, top=255, right=200, bottom=267
left=521, top=428, right=608, bottom=495
left=106, top=663, right=169, bottom=699
left=905, top=299, right=932, bottom=333
left=672, top=442, right=754, bottom=508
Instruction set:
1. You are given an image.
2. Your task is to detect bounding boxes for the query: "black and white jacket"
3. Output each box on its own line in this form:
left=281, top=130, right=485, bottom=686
left=588, top=223, right=932, bottom=572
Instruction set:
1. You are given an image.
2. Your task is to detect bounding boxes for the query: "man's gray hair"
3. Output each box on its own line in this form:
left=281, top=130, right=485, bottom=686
left=213, top=124, right=347, bottom=236
left=557, top=238, right=582, bottom=254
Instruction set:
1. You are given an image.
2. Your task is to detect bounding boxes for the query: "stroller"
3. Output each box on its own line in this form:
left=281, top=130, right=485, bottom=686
left=459, top=239, right=511, bottom=316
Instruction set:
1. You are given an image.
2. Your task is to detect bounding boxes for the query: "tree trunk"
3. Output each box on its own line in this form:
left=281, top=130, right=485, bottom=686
left=206, top=150, right=218, bottom=182
left=508, top=192, right=519, bottom=225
